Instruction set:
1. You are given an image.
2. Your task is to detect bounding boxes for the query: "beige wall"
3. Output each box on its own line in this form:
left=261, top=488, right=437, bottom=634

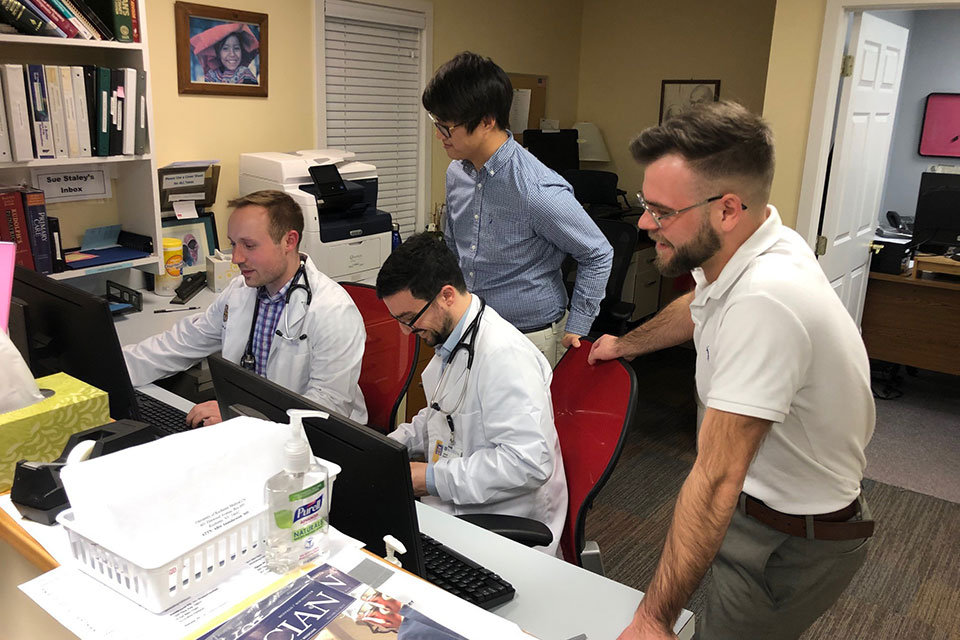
left=146, top=0, right=316, bottom=246
left=577, top=0, right=777, bottom=199
left=428, top=0, right=584, bottom=209
left=761, top=0, right=828, bottom=229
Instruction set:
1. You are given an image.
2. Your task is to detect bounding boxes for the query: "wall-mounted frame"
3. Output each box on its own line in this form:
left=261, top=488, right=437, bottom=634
left=659, top=80, right=720, bottom=124
left=918, top=93, right=960, bottom=158
left=175, top=1, right=268, bottom=97
left=161, top=212, right=218, bottom=274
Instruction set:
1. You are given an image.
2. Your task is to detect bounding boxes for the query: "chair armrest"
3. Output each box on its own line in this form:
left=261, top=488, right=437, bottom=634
left=455, top=513, right=554, bottom=547
left=617, top=189, right=631, bottom=211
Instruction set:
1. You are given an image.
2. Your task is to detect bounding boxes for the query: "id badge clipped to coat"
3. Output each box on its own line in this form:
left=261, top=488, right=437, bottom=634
left=429, top=411, right=462, bottom=463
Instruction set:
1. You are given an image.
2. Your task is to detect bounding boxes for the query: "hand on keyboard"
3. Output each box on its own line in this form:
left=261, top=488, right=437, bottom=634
left=186, top=400, right=222, bottom=428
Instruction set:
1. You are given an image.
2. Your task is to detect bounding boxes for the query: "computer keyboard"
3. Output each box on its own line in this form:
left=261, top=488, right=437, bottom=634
left=134, top=390, right=190, bottom=436
left=420, top=533, right=515, bottom=609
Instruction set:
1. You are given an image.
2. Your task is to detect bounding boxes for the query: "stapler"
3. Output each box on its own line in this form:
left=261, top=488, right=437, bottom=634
left=172, top=272, right=207, bottom=304
left=10, top=420, right=156, bottom=525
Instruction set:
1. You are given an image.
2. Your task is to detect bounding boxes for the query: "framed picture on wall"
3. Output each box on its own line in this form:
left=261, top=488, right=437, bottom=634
left=174, top=1, right=268, bottom=97
left=161, top=212, right=218, bottom=274
left=918, top=93, right=960, bottom=157
left=659, top=80, right=721, bottom=124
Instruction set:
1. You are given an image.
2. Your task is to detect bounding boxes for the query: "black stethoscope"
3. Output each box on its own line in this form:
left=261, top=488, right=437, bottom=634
left=429, top=297, right=486, bottom=427
left=240, top=260, right=312, bottom=372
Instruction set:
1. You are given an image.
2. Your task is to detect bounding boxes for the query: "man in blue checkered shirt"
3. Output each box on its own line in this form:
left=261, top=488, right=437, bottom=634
left=423, top=52, right=612, bottom=367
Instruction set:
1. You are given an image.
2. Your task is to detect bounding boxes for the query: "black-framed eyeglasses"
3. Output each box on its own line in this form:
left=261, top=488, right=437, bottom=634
left=428, top=113, right=463, bottom=139
left=636, top=192, right=747, bottom=228
left=393, top=294, right=437, bottom=330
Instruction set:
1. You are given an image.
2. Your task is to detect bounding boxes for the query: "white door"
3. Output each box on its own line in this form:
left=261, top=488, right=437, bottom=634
left=818, top=12, right=908, bottom=324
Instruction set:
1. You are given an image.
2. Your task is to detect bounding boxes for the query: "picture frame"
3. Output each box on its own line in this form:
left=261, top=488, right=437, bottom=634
left=174, top=1, right=268, bottom=97
left=918, top=93, right=960, bottom=158
left=161, top=212, right=219, bottom=274
left=659, top=80, right=721, bottom=124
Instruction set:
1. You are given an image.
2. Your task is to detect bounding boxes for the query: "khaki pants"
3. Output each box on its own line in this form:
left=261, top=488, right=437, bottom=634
left=522, top=311, right=568, bottom=368
left=697, top=496, right=872, bottom=640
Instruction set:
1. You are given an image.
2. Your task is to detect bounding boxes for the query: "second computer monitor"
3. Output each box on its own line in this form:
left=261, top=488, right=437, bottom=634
left=207, top=353, right=427, bottom=577
left=914, top=172, right=960, bottom=253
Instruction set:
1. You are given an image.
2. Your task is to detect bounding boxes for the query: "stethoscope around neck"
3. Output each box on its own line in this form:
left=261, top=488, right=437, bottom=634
left=240, top=260, right=312, bottom=372
left=428, top=297, right=486, bottom=422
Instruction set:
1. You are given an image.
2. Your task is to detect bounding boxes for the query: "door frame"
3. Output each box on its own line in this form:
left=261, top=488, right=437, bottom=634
left=795, top=0, right=960, bottom=247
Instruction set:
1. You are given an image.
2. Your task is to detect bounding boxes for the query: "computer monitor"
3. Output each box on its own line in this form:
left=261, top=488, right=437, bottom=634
left=11, top=266, right=139, bottom=419
left=913, top=172, right=960, bottom=254
left=207, top=353, right=427, bottom=578
left=522, top=129, right=579, bottom=173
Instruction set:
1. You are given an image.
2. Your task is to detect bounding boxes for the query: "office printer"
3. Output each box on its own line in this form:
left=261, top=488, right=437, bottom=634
left=239, top=150, right=392, bottom=284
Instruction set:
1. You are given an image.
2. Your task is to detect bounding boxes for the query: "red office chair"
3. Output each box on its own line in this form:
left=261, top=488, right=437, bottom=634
left=553, top=339, right=636, bottom=572
left=457, top=339, right=636, bottom=574
left=340, top=282, right=419, bottom=433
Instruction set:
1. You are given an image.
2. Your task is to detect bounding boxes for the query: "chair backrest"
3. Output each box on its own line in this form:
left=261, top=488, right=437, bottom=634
left=551, top=339, right=636, bottom=565
left=595, top=218, right=639, bottom=309
left=340, top=282, right=419, bottom=433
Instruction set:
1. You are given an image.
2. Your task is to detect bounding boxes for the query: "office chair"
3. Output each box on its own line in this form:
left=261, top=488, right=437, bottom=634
left=340, top=282, right=419, bottom=434
left=561, top=169, right=631, bottom=217
left=459, top=339, right=637, bottom=575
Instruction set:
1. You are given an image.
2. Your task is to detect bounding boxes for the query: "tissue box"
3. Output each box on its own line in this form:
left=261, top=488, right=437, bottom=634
left=206, top=252, right=240, bottom=293
left=0, top=372, right=110, bottom=491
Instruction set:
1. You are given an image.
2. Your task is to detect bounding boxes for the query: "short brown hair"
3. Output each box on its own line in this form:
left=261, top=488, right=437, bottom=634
left=228, top=190, right=304, bottom=247
left=630, top=101, right=775, bottom=203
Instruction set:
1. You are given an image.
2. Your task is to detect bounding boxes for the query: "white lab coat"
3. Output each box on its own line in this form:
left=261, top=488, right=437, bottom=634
left=389, top=296, right=567, bottom=556
left=123, top=255, right=368, bottom=424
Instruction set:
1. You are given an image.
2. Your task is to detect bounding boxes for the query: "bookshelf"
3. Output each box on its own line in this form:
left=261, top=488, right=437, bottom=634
left=0, top=2, right=160, bottom=283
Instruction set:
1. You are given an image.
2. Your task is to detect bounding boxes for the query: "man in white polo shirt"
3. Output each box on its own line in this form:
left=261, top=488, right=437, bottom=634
left=589, top=102, right=875, bottom=640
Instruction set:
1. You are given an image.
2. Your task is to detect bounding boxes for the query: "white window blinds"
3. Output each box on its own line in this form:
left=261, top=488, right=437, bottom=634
left=324, top=7, right=425, bottom=236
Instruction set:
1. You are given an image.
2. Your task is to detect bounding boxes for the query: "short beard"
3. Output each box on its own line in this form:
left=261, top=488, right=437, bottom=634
left=654, top=216, right=722, bottom=277
left=424, top=312, right=456, bottom=348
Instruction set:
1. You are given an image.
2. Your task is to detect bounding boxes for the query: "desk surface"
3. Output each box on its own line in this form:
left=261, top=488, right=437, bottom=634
left=114, top=288, right=218, bottom=347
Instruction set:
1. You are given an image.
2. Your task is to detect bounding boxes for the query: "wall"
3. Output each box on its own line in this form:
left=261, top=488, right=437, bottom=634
left=576, top=0, right=777, bottom=198
left=880, top=9, right=960, bottom=221
left=146, top=0, right=316, bottom=246
left=427, top=0, right=584, bottom=209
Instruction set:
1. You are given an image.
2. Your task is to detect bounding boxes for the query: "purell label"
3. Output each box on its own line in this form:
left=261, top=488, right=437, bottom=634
left=293, top=494, right=324, bottom=524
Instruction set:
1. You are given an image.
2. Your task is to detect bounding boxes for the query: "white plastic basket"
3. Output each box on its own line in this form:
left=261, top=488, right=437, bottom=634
left=56, top=457, right=341, bottom=613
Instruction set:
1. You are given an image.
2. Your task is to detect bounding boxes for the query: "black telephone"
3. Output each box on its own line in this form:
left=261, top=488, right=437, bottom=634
left=886, top=211, right=914, bottom=233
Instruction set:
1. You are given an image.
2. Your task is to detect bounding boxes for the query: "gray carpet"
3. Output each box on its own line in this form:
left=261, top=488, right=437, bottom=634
left=584, top=348, right=960, bottom=639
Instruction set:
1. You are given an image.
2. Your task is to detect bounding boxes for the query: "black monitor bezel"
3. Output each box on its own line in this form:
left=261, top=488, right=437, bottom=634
left=207, top=353, right=426, bottom=577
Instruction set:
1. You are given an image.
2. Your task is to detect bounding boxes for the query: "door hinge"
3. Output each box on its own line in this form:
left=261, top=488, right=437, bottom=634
left=841, top=54, right=854, bottom=77
left=816, top=235, right=828, bottom=256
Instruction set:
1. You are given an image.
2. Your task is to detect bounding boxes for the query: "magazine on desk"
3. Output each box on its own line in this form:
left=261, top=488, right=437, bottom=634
left=195, top=564, right=467, bottom=640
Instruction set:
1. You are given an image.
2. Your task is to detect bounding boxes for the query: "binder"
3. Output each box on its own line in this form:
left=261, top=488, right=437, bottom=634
left=59, top=66, right=82, bottom=157
left=108, top=67, right=121, bottom=156
left=1, top=64, right=33, bottom=161
left=0, top=80, right=12, bottom=162
left=94, top=66, right=109, bottom=156
left=43, top=65, right=68, bottom=158
left=134, top=68, right=146, bottom=155
left=24, top=65, right=54, bottom=160
left=70, top=67, right=92, bottom=157
left=121, top=67, right=135, bottom=155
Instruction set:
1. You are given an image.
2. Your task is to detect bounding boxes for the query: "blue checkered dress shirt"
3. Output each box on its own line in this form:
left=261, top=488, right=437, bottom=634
left=444, top=132, right=612, bottom=336
left=251, top=281, right=290, bottom=376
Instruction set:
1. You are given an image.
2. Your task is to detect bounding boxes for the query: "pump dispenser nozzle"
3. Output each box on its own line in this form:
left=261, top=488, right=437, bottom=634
left=283, top=409, right=329, bottom=473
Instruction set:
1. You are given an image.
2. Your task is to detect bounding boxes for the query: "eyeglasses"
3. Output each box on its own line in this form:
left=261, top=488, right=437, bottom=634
left=393, top=294, right=437, bottom=331
left=636, top=192, right=747, bottom=228
left=428, top=113, right=463, bottom=139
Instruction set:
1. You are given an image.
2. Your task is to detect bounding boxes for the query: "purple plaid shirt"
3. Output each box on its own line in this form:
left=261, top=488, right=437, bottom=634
left=251, top=281, right=291, bottom=376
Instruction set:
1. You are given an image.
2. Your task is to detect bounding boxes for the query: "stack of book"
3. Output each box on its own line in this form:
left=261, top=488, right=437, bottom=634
left=0, top=0, right=140, bottom=42
left=0, top=185, right=61, bottom=274
left=0, top=63, right=148, bottom=161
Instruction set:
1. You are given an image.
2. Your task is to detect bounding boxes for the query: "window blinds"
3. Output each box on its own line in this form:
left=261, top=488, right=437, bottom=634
left=324, top=11, right=424, bottom=236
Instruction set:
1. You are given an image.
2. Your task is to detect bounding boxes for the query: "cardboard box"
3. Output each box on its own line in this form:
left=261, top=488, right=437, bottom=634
left=0, top=372, right=110, bottom=491
left=206, top=251, right=240, bottom=293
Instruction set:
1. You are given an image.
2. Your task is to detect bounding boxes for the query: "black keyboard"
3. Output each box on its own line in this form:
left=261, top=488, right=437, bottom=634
left=420, top=533, right=515, bottom=609
left=134, top=390, right=190, bottom=436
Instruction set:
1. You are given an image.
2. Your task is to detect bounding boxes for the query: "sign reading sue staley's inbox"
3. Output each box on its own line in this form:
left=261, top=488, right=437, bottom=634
left=31, top=166, right=113, bottom=203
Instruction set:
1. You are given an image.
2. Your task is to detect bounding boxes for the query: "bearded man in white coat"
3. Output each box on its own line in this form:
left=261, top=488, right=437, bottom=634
left=377, top=233, right=567, bottom=557
left=123, top=190, right=367, bottom=427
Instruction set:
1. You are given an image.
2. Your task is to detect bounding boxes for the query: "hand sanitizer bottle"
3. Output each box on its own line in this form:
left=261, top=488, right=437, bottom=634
left=264, top=409, right=330, bottom=573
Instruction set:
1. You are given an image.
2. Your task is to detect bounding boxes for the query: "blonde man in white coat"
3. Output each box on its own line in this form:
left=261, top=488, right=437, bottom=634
left=376, top=233, right=567, bottom=557
left=123, top=190, right=367, bottom=426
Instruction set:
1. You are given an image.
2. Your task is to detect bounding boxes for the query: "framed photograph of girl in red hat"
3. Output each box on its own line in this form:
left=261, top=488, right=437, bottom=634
left=175, top=2, right=268, bottom=97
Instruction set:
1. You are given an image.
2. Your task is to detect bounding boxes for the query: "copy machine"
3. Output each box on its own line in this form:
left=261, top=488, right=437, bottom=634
left=239, top=149, right=393, bottom=284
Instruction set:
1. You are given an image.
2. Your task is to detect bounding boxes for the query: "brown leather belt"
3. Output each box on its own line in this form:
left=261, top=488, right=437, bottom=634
left=740, top=493, right=875, bottom=541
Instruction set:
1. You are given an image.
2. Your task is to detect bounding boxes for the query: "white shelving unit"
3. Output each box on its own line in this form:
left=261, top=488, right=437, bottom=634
left=0, top=2, right=161, bottom=283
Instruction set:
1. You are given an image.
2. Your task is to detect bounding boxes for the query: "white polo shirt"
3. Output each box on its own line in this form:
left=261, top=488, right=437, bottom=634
left=690, top=207, right=875, bottom=514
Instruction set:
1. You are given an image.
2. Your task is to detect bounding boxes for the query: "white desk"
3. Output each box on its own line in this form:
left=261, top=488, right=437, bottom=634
left=113, top=288, right=217, bottom=347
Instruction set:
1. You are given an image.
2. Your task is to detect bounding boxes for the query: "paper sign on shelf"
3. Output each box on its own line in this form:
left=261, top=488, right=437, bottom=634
left=31, top=166, right=112, bottom=202
left=162, top=171, right=206, bottom=190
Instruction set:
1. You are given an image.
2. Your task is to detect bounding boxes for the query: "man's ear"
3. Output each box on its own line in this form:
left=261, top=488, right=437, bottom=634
left=285, top=229, right=300, bottom=252
left=438, top=284, right=457, bottom=307
left=718, top=194, right=747, bottom=232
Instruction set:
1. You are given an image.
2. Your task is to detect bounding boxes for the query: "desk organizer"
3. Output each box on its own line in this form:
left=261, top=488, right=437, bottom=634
left=56, top=457, right=340, bottom=613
